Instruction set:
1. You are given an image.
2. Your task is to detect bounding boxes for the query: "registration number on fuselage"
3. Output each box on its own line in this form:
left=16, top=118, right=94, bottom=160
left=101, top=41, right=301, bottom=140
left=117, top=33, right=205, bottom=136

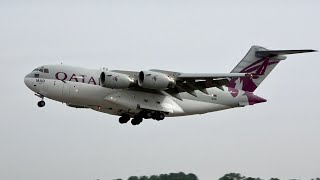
left=35, top=79, right=45, bottom=83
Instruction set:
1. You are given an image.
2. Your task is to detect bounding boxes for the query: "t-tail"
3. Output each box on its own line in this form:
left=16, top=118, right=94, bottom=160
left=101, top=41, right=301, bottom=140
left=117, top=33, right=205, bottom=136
left=227, top=45, right=316, bottom=92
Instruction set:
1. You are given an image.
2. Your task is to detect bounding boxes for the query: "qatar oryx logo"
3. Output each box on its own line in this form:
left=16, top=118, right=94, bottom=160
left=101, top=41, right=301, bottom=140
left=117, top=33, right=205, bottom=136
left=228, top=57, right=279, bottom=97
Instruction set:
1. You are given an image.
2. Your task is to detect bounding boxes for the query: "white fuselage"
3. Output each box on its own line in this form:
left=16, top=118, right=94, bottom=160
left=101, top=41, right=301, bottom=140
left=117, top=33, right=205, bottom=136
left=24, top=65, right=256, bottom=118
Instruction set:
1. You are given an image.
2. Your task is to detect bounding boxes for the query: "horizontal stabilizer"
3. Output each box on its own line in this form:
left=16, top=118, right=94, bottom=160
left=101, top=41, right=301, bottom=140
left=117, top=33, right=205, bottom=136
left=256, top=49, right=316, bottom=58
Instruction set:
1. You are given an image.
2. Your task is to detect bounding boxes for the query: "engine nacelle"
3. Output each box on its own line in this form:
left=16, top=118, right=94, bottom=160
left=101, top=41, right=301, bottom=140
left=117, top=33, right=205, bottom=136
left=138, top=71, right=176, bottom=90
left=100, top=71, right=135, bottom=89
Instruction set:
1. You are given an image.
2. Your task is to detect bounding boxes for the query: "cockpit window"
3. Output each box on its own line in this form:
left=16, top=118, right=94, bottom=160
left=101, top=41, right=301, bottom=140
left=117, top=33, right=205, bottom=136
left=32, top=66, right=48, bottom=73
left=34, top=74, right=39, bottom=78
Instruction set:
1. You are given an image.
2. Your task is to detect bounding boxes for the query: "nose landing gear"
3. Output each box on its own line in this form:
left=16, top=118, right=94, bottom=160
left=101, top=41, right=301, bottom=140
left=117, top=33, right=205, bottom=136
left=37, top=100, right=45, bottom=107
left=35, top=94, right=45, bottom=108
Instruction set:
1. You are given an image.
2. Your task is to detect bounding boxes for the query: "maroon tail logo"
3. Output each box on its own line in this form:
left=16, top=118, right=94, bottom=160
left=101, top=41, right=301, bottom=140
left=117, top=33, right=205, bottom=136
left=228, top=57, right=279, bottom=96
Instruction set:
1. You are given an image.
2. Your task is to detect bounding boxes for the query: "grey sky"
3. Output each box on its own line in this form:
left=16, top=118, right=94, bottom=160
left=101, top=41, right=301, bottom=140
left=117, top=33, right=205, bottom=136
left=0, top=1, right=319, bottom=179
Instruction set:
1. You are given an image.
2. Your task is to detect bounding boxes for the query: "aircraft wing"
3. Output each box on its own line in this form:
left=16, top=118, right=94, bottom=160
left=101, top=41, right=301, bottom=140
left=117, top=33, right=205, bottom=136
left=160, top=72, right=252, bottom=100
left=110, top=69, right=254, bottom=100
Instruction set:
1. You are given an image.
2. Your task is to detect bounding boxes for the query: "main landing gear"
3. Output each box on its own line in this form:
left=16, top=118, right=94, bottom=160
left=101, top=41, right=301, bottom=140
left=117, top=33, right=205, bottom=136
left=118, top=111, right=166, bottom=126
left=35, top=94, right=46, bottom=108
left=119, top=114, right=130, bottom=124
left=131, top=115, right=143, bottom=125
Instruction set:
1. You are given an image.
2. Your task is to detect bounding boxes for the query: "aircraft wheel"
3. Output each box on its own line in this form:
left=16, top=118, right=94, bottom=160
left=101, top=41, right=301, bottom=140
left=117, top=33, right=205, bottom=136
left=143, top=111, right=152, bottom=119
left=119, top=117, right=127, bottom=124
left=119, top=114, right=130, bottom=124
left=131, top=115, right=143, bottom=125
left=153, top=112, right=165, bottom=121
left=158, top=113, right=165, bottom=120
left=151, top=113, right=158, bottom=120
left=37, top=101, right=45, bottom=107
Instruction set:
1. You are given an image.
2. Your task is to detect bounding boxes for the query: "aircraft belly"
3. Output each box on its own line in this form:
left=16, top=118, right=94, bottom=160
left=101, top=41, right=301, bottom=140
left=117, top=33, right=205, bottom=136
left=43, top=80, right=111, bottom=106
left=41, top=79, right=243, bottom=117
left=170, top=99, right=231, bottom=116
left=46, top=80, right=63, bottom=101
left=63, top=82, right=116, bottom=105
left=104, top=91, right=184, bottom=114
left=168, top=88, right=243, bottom=116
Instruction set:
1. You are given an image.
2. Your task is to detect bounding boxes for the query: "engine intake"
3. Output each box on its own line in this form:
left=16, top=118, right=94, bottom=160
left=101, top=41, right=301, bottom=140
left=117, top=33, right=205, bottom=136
left=100, top=71, right=135, bottom=89
left=138, top=71, right=176, bottom=90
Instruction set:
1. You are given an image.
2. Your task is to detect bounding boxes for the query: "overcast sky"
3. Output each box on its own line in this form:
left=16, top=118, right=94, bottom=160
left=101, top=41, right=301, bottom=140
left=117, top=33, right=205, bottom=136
left=0, top=1, right=319, bottom=180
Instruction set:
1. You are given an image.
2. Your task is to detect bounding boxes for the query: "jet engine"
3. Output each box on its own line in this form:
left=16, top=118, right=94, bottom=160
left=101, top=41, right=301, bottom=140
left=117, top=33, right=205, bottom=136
left=138, top=71, right=176, bottom=90
left=100, top=71, right=135, bottom=89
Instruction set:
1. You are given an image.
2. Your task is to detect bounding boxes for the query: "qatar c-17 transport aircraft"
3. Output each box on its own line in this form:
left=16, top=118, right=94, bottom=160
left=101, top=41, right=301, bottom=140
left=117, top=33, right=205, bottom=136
left=24, top=46, right=316, bottom=125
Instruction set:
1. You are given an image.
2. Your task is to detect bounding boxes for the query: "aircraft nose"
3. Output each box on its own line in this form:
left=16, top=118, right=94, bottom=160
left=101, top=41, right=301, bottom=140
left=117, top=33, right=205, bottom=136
left=24, top=75, right=27, bottom=86
left=24, top=74, right=33, bottom=90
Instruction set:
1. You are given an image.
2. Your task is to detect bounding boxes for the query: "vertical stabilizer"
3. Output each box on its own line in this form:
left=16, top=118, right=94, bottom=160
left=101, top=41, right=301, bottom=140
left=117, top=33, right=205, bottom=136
left=228, top=46, right=282, bottom=92
left=227, top=46, right=316, bottom=92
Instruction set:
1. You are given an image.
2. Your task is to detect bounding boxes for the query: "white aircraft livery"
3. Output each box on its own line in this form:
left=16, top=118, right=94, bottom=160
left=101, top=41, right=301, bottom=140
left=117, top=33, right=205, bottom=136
left=24, top=46, right=316, bottom=125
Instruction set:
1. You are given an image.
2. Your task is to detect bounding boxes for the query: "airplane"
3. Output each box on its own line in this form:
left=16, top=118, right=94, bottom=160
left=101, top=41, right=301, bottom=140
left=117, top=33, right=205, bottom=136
left=24, top=46, right=316, bottom=125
